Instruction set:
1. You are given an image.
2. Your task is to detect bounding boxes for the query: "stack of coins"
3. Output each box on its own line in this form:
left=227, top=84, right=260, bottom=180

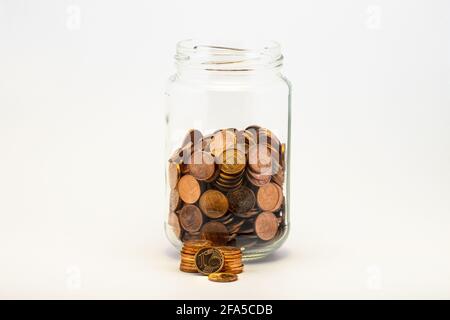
left=216, top=246, right=244, bottom=274
left=179, top=240, right=213, bottom=273
left=167, top=125, right=287, bottom=252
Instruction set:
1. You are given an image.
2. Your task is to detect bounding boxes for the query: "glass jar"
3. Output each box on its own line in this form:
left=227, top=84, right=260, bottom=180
left=164, top=40, right=291, bottom=260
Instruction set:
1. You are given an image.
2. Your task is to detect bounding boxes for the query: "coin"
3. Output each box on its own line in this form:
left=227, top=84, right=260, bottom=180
left=168, top=162, right=180, bottom=190
left=208, top=272, right=238, bottom=283
left=194, top=247, right=225, bottom=275
left=254, top=211, right=279, bottom=241
left=177, top=175, right=201, bottom=204
left=228, top=186, right=256, bottom=214
left=200, top=221, right=229, bottom=245
left=199, top=190, right=229, bottom=219
left=168, top=212, right=181, bottom=239
left=183, top=239, right=213, bottom=248
left=188, top=151, right=216, bottom=181
left=218, top=149, right=246, bottom=175
left=179, top=205, right=203, bottom=233
left=248, top=145, right=273, bottom=174
left=257, top=182, right=282, bottom=212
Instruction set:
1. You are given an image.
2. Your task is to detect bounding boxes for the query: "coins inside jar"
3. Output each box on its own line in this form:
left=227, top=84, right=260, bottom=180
left=167, top=126, right=287, bottom=251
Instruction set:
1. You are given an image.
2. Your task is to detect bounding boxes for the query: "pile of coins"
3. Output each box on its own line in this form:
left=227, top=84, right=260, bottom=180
left=167, top=125, right=287, bottom=252
left=179, top=240, right=242, bottom=282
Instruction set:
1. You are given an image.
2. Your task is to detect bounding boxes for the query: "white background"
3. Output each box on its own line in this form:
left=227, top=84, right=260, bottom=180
left=0, top=0, right=449, bottom=299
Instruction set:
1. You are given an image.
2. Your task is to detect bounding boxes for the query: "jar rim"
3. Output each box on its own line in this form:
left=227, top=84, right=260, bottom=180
left=175, top=39, right=283, bottom=72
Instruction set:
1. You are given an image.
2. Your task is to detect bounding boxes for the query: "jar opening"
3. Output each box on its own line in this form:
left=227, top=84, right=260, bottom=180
left=175, top=39, right=283, bottom=72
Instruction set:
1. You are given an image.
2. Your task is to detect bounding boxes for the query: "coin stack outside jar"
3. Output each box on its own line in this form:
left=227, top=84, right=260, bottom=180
left=167, top=125, right=287, bottom=256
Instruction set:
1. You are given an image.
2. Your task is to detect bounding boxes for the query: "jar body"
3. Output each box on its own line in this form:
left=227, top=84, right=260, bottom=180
left=164, top=47, right=291, bottom=260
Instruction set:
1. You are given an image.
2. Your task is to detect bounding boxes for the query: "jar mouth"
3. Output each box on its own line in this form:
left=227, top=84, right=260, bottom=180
left=175, top=39, right=283, bottom=72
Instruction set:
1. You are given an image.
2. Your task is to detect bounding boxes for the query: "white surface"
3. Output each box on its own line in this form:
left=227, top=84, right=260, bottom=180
left=0, top=0, right=450, bottom=299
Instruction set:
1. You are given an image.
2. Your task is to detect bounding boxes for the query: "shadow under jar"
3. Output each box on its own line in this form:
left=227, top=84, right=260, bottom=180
left=164, top=40, right=291, bottom=261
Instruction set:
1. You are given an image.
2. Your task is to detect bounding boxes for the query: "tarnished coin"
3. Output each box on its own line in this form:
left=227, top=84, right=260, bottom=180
left=209, top=130, right=237, bottom=156
left=228, top=186, right=256, bottom=214
left=257, top=182, right=282, bottom=212
left=208, top=272, right=238, bottom=283
left=167, top=162, right=180, bottom=190
left=188, top=151, right=216, bottom=181
left=254, top=211, right=279, bottom=241
left=194, top=247, right=225, bottom=275
left=179, top=205, right=203, bottom=233
left=168, top=212, right=181, bottom=239
left=199, top=190, right=229, bottom=219
left=200, top=221, right=229, bottom=245
left=177, top=175, right=201, bottom=204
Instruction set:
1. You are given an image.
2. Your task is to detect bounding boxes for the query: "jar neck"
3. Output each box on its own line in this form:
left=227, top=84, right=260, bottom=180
left=175, top=40, right=283, bottom=77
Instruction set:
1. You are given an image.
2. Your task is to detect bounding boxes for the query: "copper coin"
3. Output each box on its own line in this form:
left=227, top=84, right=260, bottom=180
left=257, top=182, right=282, bottom=212
left=179, top=205, right=203, bottom=233
left=194, top=247, right=225, bottom=275
left=169, top=189, right=181, bottom=212
left=177, top=175, right=201, bottom=204
left=246, top=171, right=271, bottom=187
left=188, top=151, right=216, bottom=181
left=227, top=186, right=256, bottom=214
left=208, top=272, right=238, bottom=283
left=168, top=212, right=181, bottom=239
left=199, top=190, right=229, bottom=219
left=200, top=221, right=229, bottom=246
left=209, top=130, right=236, bottom=156
left=167, top=162, right=180, bottom=190
left=254, top=211, right=279, bottom=241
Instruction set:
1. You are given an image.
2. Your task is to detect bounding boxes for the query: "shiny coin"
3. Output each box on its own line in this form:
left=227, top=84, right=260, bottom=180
left=179, top=205, right=203, bottom=233
left=218, top=149, right=246, bottom=175
left=194, top=247, right=225, bottom=275
left=177, top=175, right=201, bottom=204
left=254, top=211, right=279, bottom=241
left=199, top=190, right=229, bottom=219
left=188, top=151, right=216, bottom=181
left=208, top=272, right=238, bottom=283
left=200, top=221, right=229, bottom=246
left=228, top=186, right=256, bottom=214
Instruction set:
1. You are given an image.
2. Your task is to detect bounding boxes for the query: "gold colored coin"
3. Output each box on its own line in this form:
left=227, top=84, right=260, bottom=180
left=208, top=272, right=238, bottom=283
left=194, top=247, right=225, bottom=275
left=168, top=162, right=180, bottom=190
left=199, top=190, right=229, bottom=219
left=218, top=149, right=246, bottom=175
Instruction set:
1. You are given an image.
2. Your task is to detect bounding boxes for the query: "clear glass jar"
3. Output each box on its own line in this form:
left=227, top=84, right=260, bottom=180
left=164, top=40, right=291, bottom=260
